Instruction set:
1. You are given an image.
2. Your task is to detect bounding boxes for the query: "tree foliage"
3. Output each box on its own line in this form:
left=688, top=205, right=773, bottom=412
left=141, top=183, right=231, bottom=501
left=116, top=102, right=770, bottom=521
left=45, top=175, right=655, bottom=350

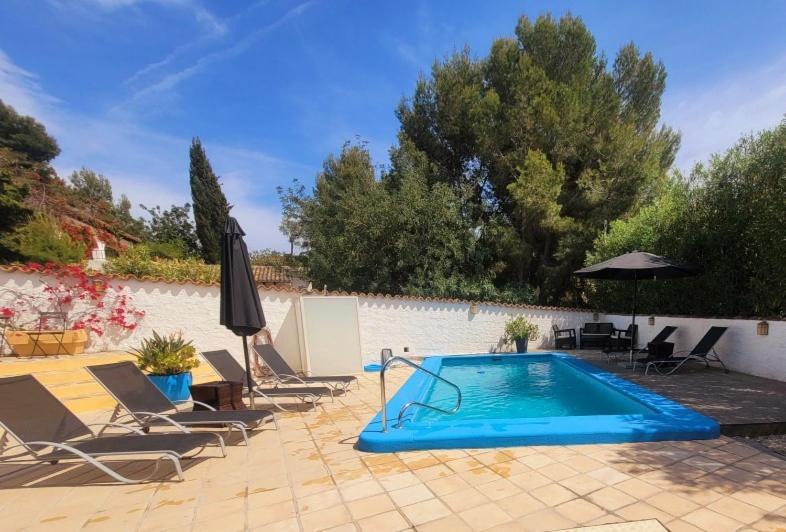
left=140, top=203, right=200, bottom=258
left=587, top=121, right=786, bottom=318
left=0, top=99, right=60, bottom=165
left=395, top=14, right=679, bottom=304
left=1, top=214, right=85, bottom=264
left=189, top=137, right=229, bottom=263
left=69, top=167, right=114, bottom=204
left=285, top=141, right=533, bottom=303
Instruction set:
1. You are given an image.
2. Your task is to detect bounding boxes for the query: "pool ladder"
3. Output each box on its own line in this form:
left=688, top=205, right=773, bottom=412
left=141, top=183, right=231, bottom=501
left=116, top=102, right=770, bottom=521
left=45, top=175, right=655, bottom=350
left=380, top=356, right=462, bottom=431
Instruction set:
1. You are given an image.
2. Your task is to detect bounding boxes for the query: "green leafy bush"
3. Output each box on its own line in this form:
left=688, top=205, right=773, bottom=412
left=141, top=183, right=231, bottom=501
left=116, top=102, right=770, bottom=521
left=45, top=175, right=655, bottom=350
left=504, top=316, right=540, bottom=341
left=1, top=214, right=85, bottom=264
left=131, top=331, right=200, bottom=375
left=105, top=244, right=219, bottom=283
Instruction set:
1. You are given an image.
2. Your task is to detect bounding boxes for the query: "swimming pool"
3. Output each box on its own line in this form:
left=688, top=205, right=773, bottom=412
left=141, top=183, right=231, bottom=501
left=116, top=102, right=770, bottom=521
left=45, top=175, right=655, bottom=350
left=357, top=353, right=719, bottom=452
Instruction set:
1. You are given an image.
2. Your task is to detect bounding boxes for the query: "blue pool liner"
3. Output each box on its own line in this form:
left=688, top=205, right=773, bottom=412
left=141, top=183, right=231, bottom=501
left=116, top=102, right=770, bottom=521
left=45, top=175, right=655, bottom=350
left=363, top=363, right=383, bottom=372
left=357, top=352, right=719, bottom=452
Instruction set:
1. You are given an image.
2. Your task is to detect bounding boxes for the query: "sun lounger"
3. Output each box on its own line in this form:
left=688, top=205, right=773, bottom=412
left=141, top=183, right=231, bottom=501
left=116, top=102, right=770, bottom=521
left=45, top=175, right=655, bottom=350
left=644, top=326, right=728, bottom=376
left=87, top=362, right=277, bottom=445
left=0, top=374, right=223, bottom=484
left=631, top=326, right=678, bottom=370
left=201, top=350, right=333, bottom=410
left=253, top=344, right=359, bottom=391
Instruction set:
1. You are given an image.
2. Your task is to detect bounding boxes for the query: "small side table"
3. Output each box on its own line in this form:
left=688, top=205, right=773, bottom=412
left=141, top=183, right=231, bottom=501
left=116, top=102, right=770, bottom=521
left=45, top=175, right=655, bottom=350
left=189, top=381, right=246, bottom=411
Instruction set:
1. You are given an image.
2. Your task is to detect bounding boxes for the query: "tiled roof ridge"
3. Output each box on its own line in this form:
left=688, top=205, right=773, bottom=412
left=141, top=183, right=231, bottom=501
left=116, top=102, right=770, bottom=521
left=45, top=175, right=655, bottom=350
left=0, top=263, right=587, bottom=312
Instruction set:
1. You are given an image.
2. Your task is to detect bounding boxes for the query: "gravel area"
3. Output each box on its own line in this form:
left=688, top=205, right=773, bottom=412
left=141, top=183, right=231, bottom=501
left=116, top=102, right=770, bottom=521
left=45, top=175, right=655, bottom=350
left=749, top=434, right=786, bottom=457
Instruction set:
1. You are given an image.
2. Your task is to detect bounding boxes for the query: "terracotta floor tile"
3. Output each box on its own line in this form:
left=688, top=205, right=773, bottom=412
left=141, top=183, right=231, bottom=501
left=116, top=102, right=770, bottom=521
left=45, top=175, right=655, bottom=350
left=707, top=496, right=767, bottom=524
left=558, top=473, right=606, bottom=496
left=615, top=501, right=673, bottom=524
left=413, top=464, right=454, bottom=481
left=507, top=470, right=552, bottom=491
left=298, top=489, right=344, bottom=514
left=477, top=478, right=520, bottom=501
left=646, top=491, right=700, bottom=517
left=426, top=474, right=471, bottom=496
left=530, top=483, right=577, bottom=506
left=440, top=487, right=490, bottom=512
left=586, top=485, right=637, bottom=511
left=378, top=471, right=421, bottom=491
left=731, top=488, right=786, bottom=512
left=587, top=466, right=632, bottom=485
left=417, top=515, right=474, bottom=532
left=300, top=504, right=352, bottom=532
left=389, top=483, right=434, bottom=507
left=516, top=508, right=576, bottom=532
left=346, top=493, right=395, bottom=520
left=495, top=491, right=546, bottom=518
left=339, top=479, right=383, bottom=502
left=400, top=498, right=452, bottom=526
left=614, top=478, right=662, bottom=500
left=458, top=501, right=513, bottom=531
left=537, top=462, right=578, bottom=482
left=554, top=498, right=606, bottom=524
left=683, top=507, right=744, bottom=531
left=357, top=509, right=410, bottom=532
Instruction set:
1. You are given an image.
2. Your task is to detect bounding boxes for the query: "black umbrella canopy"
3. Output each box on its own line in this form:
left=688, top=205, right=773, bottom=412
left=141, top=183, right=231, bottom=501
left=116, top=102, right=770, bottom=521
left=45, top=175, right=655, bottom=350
left=220, top=216, right=265, bottom=407
left=220, top=217, right=266, bottom=335
left=574, top=251, right=699, bottom=281
left=574, top=251, right=699, bottom=364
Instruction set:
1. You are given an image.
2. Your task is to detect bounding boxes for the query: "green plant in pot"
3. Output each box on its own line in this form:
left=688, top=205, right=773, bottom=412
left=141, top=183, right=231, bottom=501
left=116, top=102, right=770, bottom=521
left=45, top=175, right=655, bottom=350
left=504, top=317, right=540, bottom=353
left=131, top=331, right=200, bottom=402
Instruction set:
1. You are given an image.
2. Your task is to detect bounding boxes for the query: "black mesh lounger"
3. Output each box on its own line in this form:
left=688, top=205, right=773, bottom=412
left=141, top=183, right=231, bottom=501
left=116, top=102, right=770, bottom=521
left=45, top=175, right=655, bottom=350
left=201, top=350, right=333, bottom=410
left=644, top=326, right=729, bottom=376
left=86, top=362, right=277, bottom=445
left=0, top=374, right=223, bottom=484
left=253, top=344, right=359, bottom=391
left=631, top=326, right=678, bottom=370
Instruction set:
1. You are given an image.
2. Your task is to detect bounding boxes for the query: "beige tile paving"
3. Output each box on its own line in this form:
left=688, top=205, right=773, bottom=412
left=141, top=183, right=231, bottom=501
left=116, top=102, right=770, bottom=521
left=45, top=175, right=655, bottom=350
left=1, top=366, right=785, bottom=532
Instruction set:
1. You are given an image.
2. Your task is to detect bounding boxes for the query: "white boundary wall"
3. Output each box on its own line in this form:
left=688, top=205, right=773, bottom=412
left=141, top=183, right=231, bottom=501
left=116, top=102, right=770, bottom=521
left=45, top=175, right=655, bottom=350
left=603, top=314, right=786, bottom=382
left=1, top=270, right=784, bottom=381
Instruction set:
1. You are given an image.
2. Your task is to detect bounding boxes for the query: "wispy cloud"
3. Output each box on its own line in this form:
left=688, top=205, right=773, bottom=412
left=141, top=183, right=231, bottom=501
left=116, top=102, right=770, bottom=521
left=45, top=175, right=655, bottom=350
left=125, top=0, right=316, bottom=105
left=664, top=54, right=786, bottom=171
left=0, top=48, right=305, bottom=251
left=65, top=0, right=228, bottom=36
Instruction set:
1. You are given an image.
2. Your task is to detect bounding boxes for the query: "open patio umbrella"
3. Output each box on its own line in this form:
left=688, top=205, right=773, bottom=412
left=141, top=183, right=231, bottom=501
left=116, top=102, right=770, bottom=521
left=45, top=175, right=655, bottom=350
left=574, top=251, right=699, bottom=364
left=220, top=217, right=265, bottom=408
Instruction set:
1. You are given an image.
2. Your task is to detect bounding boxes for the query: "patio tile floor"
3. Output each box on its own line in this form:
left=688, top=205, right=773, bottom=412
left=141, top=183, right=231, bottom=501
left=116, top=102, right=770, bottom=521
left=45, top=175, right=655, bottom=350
left=0, top=364, right=784, bottom=531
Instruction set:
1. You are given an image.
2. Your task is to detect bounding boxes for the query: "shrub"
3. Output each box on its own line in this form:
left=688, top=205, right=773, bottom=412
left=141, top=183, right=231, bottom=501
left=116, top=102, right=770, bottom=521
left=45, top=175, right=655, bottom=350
left=131, top=331, right=199, bottom=375
left=105, top=244, right=219, bottom=283
left=1, top=214, right=85, bottom=264
left=504, top=316, right=540, bottom=342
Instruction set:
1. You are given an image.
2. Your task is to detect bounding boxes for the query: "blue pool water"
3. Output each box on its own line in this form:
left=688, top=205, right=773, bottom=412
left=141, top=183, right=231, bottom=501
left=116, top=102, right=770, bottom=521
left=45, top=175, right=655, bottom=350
left=357, top=353, right=719, bottom=452
left=415, top=356, right=654, bottom=423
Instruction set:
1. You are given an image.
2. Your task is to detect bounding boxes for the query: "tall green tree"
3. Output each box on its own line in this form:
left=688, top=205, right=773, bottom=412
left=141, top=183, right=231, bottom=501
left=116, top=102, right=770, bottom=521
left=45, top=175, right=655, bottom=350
left=396, top=14, right=679, bottom=304
left=189, top=137, right=229, bottom=263
left=587, top=120, right=786, bottom=318
left=0, top=148, right=33, bottom=260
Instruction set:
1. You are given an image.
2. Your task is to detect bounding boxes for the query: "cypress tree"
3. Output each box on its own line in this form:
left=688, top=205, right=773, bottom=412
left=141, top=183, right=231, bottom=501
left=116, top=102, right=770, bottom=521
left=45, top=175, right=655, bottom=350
left=189, top=137, right=229, bottom=263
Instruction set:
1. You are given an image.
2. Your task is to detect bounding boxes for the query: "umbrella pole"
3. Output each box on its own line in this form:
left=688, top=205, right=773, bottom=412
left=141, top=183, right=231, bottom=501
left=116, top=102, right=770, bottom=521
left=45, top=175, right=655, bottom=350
left=242, top=335, right=256, bottom=409
left=629, top=275, right=637, bottom=366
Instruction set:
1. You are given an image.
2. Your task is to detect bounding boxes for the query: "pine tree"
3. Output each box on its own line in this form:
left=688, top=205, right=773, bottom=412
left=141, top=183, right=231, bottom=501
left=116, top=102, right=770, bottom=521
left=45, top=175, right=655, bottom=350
left=189, top=138, right=229, bottom=263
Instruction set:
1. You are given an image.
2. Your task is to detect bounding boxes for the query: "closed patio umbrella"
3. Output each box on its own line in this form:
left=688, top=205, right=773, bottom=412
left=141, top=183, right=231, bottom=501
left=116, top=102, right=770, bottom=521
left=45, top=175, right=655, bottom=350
left=574, top=251, right=699, bottom=364
left=220, top=217, right=265, bottom=408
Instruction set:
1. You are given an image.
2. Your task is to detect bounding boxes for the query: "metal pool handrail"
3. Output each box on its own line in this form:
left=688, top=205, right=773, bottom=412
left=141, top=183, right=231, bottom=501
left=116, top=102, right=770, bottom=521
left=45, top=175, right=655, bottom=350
left=379, top=356, right=462, bottom=432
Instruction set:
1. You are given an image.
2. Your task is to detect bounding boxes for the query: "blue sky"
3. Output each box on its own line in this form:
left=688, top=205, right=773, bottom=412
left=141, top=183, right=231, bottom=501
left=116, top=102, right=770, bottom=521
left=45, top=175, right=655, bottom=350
left=1, top=0, right=785, bottom=250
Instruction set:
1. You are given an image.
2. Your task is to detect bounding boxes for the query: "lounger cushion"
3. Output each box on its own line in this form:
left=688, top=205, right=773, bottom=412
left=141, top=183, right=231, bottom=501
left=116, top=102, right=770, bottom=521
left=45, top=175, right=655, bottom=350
left=158, top=410, right=274, bottom=426
left=43, top=433, right=217, bottom=459
left=257, top=386, right=331, bottom=396
left=299, top=375, right=356, bottom=384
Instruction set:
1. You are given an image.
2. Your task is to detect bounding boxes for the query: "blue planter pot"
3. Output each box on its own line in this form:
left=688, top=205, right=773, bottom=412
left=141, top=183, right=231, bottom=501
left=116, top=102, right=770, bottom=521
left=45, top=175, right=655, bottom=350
left=147, top=372, right=192, bottom=402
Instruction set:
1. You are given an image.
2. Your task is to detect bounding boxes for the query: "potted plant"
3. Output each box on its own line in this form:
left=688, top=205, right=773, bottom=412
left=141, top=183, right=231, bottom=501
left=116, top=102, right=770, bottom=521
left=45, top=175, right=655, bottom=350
left=131, top=331, right=199, bottom=402
left=504, top=316, right=540, bottom=353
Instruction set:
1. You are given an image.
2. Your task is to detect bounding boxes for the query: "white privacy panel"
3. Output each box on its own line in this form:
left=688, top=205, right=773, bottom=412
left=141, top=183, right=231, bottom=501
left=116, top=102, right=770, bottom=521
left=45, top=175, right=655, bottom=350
left=299, top=296, right=363, bottom=375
